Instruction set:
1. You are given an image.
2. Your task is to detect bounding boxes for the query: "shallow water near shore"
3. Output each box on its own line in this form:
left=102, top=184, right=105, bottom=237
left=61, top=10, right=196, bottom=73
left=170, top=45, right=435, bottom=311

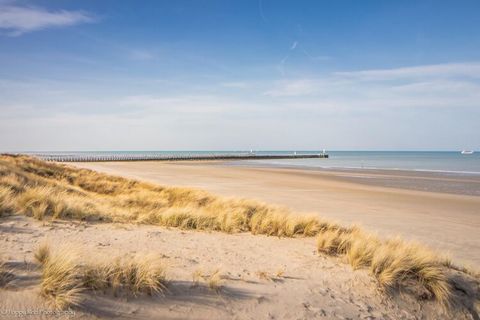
left=244, top=151, right=480, bottom=176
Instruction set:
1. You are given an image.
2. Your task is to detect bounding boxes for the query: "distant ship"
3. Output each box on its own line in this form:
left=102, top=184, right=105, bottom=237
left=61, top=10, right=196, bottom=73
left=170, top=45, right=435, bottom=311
left=461, top=150, right=474, bottom=155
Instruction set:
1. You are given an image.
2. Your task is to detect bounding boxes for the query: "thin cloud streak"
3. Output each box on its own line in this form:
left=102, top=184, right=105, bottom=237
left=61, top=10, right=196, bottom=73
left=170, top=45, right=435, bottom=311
left=0, top=4, right=95, bottom=36
left=264, top=62, right=480, bottom=110
left=335, top=62, right=480, bottom=80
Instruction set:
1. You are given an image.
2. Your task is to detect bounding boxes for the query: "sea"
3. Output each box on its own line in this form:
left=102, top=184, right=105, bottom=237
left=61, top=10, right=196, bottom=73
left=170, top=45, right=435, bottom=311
left=24, top=151, right=480, bottom=176
left=242, top=151, right=480, bottom=176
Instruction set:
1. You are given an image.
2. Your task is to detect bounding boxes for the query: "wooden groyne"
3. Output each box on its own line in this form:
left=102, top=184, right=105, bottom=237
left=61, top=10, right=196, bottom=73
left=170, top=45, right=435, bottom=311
left=36, top=153, right=329, bottom=162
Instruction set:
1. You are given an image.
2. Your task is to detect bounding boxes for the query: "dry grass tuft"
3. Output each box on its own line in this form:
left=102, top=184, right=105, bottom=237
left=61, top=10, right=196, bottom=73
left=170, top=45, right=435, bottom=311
left=191, top=268, right=224, bottom=292
left=83, top=254, right=167, bottom=296
left=40, top=247, right=84, bottom=309
left=192, top=269, right=203, bottom=287
left=34, top=242, right=51, bottom=266
left=316, top=229, right=453, bottom=305
left=256, top=269, right=286, bottom=282
left=369, top=239, right=451, bottom=303
left=0, top=187, right=12, bottom=217
left=38, top=245, right=167, bottom=309
left=207, top=269, right=223, bottom=293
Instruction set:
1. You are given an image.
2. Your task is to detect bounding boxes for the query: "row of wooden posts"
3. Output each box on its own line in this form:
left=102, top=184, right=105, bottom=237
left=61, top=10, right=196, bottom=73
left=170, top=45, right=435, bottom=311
left=39, top=153, right=329, bottom=162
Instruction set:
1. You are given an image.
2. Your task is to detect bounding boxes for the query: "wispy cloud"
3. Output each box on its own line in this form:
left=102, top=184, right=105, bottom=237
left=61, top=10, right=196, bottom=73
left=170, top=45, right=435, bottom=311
left=335, top=62, right=480, bottom=80
left=278, top=40, right=299, bottom=76
left=301, top=48, right=331, bottom=62
left=264, top=62, right=480, bottom=110
left=264, top=79, right=318, bottom=97
left=0, top=67, right=478, bottom=150
left=0, top=3, right=95, bottom=36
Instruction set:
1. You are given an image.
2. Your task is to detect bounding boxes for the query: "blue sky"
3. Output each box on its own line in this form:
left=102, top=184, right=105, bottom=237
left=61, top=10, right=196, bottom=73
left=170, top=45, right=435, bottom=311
left=0, top=0, right=479, bottom=151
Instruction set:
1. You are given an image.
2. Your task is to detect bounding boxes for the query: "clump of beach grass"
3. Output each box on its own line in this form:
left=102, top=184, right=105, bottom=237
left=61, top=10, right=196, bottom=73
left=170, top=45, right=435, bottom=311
left=256, top=270, right=285, bottom=282
left=37, top=244, right=167, bottom=309
left=34, top=242, right=51, bottom=266
left=40, top=247, right=84, bottom=309
left=316, top=228, right=452, bottom=305
left=192, top=269, right=203, bottom=287
left=83, top=254, right=167, bottom=296
left=369, top=239, right=451, bottom=302
left=0, top=154, right=476, bottom=307
left=191, top=268, right=223, bottom=292
left=0, top=185, right=15, bottom=217
left=207, top=269, right=223, bottom=293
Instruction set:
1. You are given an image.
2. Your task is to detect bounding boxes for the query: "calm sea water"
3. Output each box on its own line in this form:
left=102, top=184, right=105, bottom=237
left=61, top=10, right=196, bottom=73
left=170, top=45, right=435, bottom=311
left=27, top=151, right=480, bottom=175
left=243, top=151, right=480, bottom=175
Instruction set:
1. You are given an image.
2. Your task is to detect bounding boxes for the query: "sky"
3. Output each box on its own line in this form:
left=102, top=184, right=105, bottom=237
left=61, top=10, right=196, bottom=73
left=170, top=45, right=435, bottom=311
left=0, top=0, right=479, bottom=151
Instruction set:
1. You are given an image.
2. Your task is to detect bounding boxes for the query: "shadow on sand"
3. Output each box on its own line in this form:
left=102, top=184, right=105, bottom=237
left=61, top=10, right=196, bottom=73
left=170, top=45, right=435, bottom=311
left=78, top=280, right=256, bottom=319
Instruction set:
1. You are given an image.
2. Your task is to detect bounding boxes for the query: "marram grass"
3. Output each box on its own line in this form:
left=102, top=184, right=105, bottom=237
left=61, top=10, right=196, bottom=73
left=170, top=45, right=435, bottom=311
left=0, top=154, right=477, bottom=306
left=36, top=244, right=167, bottom=309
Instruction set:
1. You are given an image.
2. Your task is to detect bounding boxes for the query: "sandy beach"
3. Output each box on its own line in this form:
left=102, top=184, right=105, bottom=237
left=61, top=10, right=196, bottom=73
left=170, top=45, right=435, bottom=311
left=3, top=214, right=467, bottom=320
left=73, top=161, right=480, bottom=266
left=1, top=155, right=479, bottom=319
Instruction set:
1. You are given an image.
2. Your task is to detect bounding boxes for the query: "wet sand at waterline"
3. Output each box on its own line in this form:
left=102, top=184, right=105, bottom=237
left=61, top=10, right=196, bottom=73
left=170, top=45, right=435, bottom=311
left=73, top=161, right=480, bottom=266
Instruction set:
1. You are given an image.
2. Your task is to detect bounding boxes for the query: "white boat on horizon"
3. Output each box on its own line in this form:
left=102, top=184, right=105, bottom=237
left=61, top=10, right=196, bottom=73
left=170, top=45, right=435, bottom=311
left=461, top=150, right=474, bottom=155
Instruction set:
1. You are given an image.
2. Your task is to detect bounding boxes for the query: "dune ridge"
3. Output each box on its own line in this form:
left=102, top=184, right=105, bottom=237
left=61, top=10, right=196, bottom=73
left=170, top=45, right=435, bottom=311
left=0, top=154, right=479, bottom=310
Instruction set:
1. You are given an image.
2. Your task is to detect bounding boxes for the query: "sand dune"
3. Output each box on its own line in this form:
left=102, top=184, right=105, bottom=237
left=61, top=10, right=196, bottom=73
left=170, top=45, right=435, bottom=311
left=1, top=215, right=476, bottom=319
left=73, top=161, right=480, bottom=266
left=1, top=156, right=479, bottom=319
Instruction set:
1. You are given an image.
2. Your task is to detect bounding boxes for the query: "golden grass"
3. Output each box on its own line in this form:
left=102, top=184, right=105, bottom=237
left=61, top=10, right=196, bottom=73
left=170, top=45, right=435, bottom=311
left=37, top=244, right=167, bottom=309
left=0, top=154, right=330, bottom=235
left=369, top=239, right=451, bottom=302
left=316, top=228, right=452, bottom=304
left=40, top=246, right=84, bottom=309
left=207, top=269, right=223, bottom=293
left=34, top=242, right=50, bottom=266
left=275, top=268, right=285, bottom=278
left=191, top=268, right=223, bottom=292
left=83, top=254, right=167, bottom=296
left=256, top=269, right=286, bottom=282
left=0, top=154, right=475, bottom=306
left=192, top=269, right=203, bottom=287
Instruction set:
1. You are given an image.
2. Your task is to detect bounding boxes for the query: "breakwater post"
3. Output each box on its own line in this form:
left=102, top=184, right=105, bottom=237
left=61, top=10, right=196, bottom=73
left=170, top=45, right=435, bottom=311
left=35, top=153, right=329, bottom=162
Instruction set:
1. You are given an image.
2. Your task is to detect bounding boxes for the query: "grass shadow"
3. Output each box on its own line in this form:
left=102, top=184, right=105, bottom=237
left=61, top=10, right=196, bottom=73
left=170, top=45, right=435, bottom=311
left=77, top=280, right=255, bottom=319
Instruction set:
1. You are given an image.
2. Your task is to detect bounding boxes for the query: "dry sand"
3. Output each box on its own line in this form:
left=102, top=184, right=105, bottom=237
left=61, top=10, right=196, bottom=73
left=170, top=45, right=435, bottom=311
left=0, top=215, right=470, bottom=320
left=73, top=161, right=480, bottom=267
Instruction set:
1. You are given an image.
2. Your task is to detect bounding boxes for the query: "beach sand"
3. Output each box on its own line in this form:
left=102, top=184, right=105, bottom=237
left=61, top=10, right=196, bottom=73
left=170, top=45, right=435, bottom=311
left=73, top=161, right=480, bottom=266
left=1, top=158, right=479, bottom=319
left=0, top=214, right=471, bottom=320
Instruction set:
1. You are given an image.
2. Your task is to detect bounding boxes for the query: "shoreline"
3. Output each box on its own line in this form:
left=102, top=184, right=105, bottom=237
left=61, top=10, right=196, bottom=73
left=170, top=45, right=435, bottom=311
left=230, top=160, right=480, bottom=177
left=224, top=161, right=480, bottom=196
left=72, top=160, right=480, bottom=266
